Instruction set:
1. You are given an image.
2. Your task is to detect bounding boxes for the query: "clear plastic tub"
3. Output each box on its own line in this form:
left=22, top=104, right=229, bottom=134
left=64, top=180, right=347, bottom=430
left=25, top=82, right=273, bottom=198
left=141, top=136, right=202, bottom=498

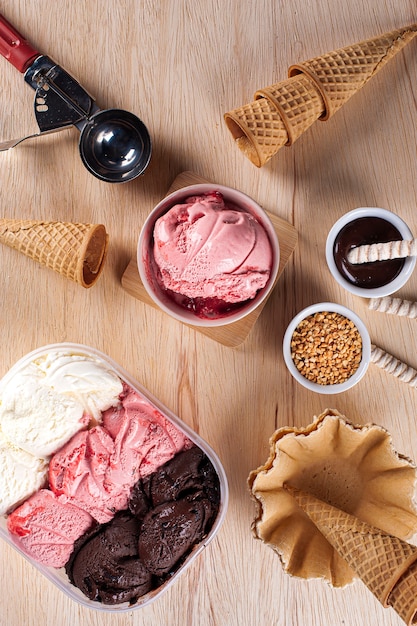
left=0, top=343, right=229, bottom=612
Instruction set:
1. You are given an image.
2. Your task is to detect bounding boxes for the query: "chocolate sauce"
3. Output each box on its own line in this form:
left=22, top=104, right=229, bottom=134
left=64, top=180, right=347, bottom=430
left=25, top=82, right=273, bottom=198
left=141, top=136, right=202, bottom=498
left=333, top=216, right=405, bottom=289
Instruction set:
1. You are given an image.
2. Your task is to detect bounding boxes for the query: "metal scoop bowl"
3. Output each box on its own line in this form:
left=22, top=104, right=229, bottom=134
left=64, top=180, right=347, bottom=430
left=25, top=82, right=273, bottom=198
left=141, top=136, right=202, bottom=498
left=78, top=109, right=151, bottom=183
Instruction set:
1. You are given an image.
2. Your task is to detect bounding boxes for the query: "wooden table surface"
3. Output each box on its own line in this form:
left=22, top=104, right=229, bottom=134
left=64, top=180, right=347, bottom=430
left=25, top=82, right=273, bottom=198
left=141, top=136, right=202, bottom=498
left=1, top=1, right=417, bottom=625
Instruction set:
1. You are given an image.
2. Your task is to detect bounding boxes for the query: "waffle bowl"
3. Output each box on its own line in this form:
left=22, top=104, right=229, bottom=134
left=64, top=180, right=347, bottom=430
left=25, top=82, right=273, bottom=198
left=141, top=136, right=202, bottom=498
left=248, top=409, right=417, bottom=587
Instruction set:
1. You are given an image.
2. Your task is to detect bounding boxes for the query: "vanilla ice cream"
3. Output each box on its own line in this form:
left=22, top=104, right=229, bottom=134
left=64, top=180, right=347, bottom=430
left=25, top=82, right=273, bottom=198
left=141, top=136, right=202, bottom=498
left=33, top=351, right=124, bottom=421
left=0, top=350, right=123, bottom=457
left=0, top=430, right=48, bottom=515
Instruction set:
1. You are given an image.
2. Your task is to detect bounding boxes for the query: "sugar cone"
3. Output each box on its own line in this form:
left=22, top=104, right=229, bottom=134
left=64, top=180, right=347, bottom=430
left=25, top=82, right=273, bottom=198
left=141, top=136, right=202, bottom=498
left=388, top=560, right=417, bottom=625
left=224, top=24, right=417, bottom=165
left=289, top=24, right=417, bottom=120
left=254, top=74, right=325, bottom=145
left=223, top=97, right=288, bottom=167
left=288, top=487, right=417, bottom=616
left=0, top=219, right=108, bottom=288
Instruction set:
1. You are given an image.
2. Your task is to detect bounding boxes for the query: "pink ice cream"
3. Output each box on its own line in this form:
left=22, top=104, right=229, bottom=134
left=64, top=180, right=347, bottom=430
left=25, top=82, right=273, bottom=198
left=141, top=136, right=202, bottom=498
left=7, top=489, right=93, bottom=568
left=48, top=384, right=191, bottom=523
left=48, top=426, right=129, bottom=523
left=152, top=192, right=273, bottom=305
left=102, top=383, right=191, bottom=480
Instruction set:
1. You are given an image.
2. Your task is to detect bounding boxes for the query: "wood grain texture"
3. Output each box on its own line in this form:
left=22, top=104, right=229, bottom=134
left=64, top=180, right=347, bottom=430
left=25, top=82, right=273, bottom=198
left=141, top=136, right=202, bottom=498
left=121, top=171, right=297, bottom=346
left=1, top=1, right=417, bottom=625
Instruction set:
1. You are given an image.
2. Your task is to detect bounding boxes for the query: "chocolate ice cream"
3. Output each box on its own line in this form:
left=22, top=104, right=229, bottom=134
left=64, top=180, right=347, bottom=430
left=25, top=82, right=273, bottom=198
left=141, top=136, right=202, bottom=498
left=65, top=512, right=152, bottom=605
left=134, top=446, right=220, bottom=576
left=130, top=445, right=220, bottom=510
left=138, top=494, right=214, bottom=576
left=66, top=446, right=221, bottom=605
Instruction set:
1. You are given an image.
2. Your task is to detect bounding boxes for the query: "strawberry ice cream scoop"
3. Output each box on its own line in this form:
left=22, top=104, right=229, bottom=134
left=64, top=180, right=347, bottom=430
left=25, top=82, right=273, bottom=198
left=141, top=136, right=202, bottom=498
left=48, top=426, right=131, bottom=523
left=7, top=489, right=93, bottom=568
left=49, top=385, right=190, bottom=523
left=102, top=383, right=191, bottom=480
left=153, top=192, right=273, bottom=303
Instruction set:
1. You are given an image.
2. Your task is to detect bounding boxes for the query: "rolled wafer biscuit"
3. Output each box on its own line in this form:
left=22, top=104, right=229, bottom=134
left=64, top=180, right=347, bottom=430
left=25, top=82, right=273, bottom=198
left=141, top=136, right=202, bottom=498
left=371, top=344, right=417, bottom=387
left=348, top=240, right=417, bottom=264
left=369, top=297, right=417, bottom=319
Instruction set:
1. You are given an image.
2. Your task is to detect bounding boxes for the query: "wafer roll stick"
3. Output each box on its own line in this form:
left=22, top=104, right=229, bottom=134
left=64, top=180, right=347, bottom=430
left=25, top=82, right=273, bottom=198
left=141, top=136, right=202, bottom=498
left=348, top=240, right=417, bottom=263
left=369, top=297, right=417, bottom=319
left=371, top=344, right=417, bottom=387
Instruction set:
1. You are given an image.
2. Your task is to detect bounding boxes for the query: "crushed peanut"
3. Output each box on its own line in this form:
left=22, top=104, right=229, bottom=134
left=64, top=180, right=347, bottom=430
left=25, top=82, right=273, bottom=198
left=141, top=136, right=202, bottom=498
left=290, top=311, right=362, bottom=385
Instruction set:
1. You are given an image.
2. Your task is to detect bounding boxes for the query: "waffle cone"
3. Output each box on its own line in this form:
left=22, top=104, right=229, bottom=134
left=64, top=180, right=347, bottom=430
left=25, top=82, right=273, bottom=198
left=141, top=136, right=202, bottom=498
left=223, top=97, right=288, bottom=167
left=289, top=24, right=417, bottom=120
left=0, top=219, right=108, bottom=288
left=387, top=560, right=417, bottom=625
left=254, top=74, right=325, bottom=145
left=289, top=487, right=417, bottom=613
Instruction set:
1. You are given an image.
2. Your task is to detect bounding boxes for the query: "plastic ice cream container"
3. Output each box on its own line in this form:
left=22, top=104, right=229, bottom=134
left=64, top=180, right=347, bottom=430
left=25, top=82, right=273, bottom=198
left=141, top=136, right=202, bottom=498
left=137, top=183, right=280, bottom=327
left=0, top=343, right=229, bottom=612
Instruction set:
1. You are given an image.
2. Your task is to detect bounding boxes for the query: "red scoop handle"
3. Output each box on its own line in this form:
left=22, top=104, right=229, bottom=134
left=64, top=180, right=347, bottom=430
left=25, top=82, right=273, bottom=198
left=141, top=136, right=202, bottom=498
left=0, top=14, right=39, bottom=72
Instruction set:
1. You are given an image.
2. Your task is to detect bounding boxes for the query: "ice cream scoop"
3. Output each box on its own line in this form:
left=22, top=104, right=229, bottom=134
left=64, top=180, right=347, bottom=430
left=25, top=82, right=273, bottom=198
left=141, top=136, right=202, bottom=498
left=66, top=511, right=153, bottom=605
left=7, top=489, right=93, bottom=568
left=0, top=13, right=151, bottom=182
left=49, top=384, right=191, bottom=522
left=153, top=191, right=273, bottom=304
left=0, top=431, right=48, bottom=515
left=65, top=446, right=221, bottom=604
left=0, top=367, right=90, bottom=457
left=0, top=349, right=123, bottom=456
left=138, top=183, right=280, bottom=327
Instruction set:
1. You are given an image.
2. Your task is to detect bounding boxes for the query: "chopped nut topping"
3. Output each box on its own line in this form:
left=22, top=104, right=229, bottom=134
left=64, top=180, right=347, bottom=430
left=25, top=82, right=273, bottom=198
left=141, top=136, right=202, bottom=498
left=290, top=311, right=362, bottom=385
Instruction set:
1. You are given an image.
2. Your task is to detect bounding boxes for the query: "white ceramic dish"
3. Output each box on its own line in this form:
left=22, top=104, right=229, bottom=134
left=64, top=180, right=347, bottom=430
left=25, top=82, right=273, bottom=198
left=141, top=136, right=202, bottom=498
left=0, top=343, right=229, bottom=612
left=137, top=183, right=280, bottom=327
left=283, top=302, right=371, bottom=394
left=325, top=207, right=416, bottom=298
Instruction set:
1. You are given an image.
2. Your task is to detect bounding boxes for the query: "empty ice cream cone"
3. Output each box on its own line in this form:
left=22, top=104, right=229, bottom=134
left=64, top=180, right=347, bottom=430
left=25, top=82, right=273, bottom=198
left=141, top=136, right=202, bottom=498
left=223, top=97, right=288, bottom=167
left=225, top=24, right=417, bottom=165
left=289, top=24, right=417, bottom=120
left=248, top=409, right=417, bottom=587
left=0, top=219, right=108, bottom=288
left=289, top=487, right=417, bottom=624
left=388, top=560, right=417, bottom=625
left=254, top=74, right=325, bottom=145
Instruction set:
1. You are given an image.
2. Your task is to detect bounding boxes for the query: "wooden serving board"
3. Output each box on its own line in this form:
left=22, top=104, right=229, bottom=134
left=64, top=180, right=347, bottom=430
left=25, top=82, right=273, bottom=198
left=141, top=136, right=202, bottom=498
left=121, top=171, right=298, bottom=347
